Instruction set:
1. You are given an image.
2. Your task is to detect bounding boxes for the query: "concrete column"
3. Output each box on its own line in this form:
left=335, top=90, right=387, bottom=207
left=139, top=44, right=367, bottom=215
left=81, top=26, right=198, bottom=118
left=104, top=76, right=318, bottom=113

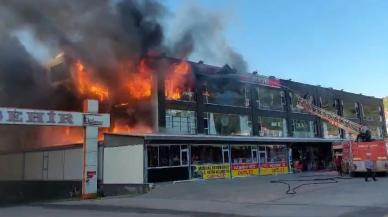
left=82, top=99, right=99, bottom=199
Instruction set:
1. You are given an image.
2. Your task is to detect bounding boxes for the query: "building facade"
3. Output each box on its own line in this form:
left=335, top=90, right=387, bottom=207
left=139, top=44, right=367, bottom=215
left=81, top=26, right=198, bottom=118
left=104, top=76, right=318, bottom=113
left=0, top=57, right=386, bottom=201
left=158, top=60, right=386, bottom=140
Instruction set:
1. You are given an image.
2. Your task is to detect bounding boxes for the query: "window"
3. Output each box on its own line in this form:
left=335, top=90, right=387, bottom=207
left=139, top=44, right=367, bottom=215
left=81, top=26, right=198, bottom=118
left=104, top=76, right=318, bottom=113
left=203, top=81, right=250, bottom=107
left=258, top=116, right=287, bottom=137
left=266, top=145, right=288, bottom=163
left=147, top=146, right=159, bottom=167
left=205, top=112, right=252, bottom=136
left=322, top=121, right=341, bottom=138
left=362, top=104, right=382, bottom=122
left=320, top=96, right=338, bottom=114
left=368, top=125, right=384, bottom=139
left=289, top=92, right=311, bottom=113
left=344, top=131, right=357, bottom=140
left=257, top=87, right=285, bottom=111
left=165, top=109, right=196, bottom=134
left=164, top=62, right=195, bottom=102
left=231, top=145, right=256, bottom=163
left=191, top=145, right=225, bottom=165
left=147, top=145, right=188, bottom=168
left=292, top=119, right=316, bottom=138
left=342, top=101, right=359, bottom=119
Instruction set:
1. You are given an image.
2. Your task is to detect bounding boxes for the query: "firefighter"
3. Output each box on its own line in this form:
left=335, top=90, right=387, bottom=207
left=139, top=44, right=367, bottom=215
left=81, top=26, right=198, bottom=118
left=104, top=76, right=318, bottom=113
left=364, top=156, right=377, bottom=182
left=334, top=155, right=343, bottom=176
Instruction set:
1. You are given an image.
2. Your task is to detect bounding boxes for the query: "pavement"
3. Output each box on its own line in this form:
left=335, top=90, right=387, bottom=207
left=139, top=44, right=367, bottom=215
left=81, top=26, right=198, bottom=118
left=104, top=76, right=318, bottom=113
left=2, top=171, right=388, bottom=217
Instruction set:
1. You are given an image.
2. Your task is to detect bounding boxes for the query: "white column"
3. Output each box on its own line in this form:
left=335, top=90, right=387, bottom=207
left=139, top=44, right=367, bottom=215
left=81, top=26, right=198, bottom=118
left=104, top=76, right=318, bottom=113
left=82, top=99, right=99, bottom=199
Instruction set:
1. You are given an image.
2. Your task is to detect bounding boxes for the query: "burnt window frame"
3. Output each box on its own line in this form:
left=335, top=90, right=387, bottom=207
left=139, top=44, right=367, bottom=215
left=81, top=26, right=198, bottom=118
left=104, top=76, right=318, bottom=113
left=202, top=80, right=251, bottom=108
left=256, top=86, right=286, bottom=111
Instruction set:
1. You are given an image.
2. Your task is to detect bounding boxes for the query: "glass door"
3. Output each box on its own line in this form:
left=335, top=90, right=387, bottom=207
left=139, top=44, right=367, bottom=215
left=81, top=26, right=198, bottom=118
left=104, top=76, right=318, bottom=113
left=180, top=145, right=188, bottom=166
left=251, top=146, right=258, bottom=163
left=222, top=145, right=230, bottom=164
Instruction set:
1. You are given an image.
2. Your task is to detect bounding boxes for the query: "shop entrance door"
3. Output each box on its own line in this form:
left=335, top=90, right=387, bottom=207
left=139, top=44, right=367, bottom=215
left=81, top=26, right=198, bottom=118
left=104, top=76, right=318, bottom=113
left=251, top=147, right=258, bottom=162
left=222, top=145, right=230, bottom=164
left=180, top=146, right=188, bottom=166
left=258, top=151, right=266, bottom=164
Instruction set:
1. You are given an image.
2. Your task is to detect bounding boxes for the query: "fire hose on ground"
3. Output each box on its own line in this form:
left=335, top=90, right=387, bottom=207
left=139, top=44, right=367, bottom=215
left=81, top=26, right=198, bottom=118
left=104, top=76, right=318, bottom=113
left=270, top=175, right=352, bottom=195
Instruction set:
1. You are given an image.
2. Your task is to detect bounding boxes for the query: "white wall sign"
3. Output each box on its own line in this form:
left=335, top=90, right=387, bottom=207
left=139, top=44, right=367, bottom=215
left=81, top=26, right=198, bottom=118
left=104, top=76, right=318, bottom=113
left=0, top=107, right=109, bottom=127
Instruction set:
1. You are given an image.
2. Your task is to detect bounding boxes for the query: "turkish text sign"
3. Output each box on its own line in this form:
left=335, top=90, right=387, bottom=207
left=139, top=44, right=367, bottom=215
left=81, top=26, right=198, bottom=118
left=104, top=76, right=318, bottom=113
left=0, top=107, right=110, bottom=127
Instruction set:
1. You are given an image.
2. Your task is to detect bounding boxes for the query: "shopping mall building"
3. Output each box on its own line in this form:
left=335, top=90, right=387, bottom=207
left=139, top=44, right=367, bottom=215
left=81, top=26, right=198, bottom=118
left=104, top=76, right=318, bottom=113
left=0, top=57, right=386, bottom=199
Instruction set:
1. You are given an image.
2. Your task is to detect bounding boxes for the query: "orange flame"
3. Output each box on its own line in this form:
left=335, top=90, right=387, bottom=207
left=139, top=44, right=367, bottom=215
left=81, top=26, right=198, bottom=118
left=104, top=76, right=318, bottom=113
left=165, top=60, right=192, bottom=100
left=72, top=60, right=109, bottom=101
left=111, top=121, right=153, bottom=134
left=37, top=127, right=84, bottom=147
left=125, top=59, right=153, bottom=100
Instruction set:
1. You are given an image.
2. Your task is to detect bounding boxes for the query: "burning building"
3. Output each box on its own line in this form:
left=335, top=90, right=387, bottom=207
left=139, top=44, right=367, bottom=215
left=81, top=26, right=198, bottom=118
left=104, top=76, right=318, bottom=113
left=1, top=52, right=386, bottom=200
left=0, top=0, right=386, bottom=201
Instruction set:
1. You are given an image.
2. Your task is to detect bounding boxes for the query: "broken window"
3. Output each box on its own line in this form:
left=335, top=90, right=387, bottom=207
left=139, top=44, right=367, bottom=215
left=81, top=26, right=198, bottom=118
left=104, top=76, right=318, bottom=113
left=362, top=104, right=382, bottom=122
left=257, top=86, right=285, bottom=111
left=203, top=80, right=250, bottom=107
left=289, top=92, right=310, bottom=113
left=342, top=101, right=359, bottom=119
left=204, top=112, right=252, bottom=136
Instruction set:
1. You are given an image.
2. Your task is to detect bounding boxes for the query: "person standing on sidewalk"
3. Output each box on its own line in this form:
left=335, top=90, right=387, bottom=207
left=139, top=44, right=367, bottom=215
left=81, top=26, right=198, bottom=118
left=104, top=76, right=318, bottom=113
left=365, top=157, right=377, bottom=182
left=334, top=155, right=343, bottom=176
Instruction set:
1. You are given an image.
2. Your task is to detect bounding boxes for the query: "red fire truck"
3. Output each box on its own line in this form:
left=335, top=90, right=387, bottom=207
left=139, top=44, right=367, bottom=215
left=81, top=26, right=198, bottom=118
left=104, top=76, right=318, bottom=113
left=332, top=139, right=388, bottom=174
left=296, top=97, right=387, bottom=175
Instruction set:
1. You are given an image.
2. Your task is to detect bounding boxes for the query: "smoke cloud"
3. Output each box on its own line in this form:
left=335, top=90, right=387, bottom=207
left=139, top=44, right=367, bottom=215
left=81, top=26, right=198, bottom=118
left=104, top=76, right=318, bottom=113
left=170, top=5, right=248, bottom=73
left=0, top=0, right=248, bottom=151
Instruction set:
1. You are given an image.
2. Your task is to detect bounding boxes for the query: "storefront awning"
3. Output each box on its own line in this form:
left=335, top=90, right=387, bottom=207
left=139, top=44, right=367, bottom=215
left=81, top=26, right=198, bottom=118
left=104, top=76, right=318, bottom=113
left=104, top=133, right=345, bottom=146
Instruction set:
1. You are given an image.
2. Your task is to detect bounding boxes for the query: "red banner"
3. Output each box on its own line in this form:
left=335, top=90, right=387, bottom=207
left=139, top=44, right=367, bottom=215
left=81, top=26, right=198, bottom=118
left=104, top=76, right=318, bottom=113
left=259, top=162, right=288, bottom=175
left=231, top=163, right=259, bottom=177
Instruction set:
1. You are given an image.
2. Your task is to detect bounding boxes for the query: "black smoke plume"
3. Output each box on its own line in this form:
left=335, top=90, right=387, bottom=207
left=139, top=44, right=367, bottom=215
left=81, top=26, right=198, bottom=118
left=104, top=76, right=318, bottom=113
left=0, top=0, right=248, bottom=151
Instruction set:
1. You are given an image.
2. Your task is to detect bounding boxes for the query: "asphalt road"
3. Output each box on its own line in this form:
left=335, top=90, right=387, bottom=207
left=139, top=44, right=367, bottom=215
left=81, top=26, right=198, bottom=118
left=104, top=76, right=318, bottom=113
left=2, top=171, right=388, bottom=217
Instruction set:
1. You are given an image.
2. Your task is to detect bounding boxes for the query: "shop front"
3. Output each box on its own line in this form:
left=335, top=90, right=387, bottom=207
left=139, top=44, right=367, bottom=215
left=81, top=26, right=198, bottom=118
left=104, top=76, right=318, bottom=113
left=145, top=143, right=290, bottom=182
left=103, top=134, right=341, bottom=186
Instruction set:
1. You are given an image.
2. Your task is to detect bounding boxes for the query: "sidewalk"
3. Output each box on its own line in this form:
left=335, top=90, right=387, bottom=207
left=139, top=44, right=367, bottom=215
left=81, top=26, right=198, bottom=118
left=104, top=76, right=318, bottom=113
left=3, top=171, right=388, bottom=217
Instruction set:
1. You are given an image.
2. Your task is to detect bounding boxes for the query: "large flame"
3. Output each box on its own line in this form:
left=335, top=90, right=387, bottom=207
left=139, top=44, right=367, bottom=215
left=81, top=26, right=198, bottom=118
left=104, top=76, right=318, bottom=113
left=44, top=57, right=193, bottom=146
left=70, top=58, right=154, bottom=138
left=72, top=60, right=109, bottom=101
left=165, top=60, right=192, bottom=100
left=127, top=60, right=153, bottom=100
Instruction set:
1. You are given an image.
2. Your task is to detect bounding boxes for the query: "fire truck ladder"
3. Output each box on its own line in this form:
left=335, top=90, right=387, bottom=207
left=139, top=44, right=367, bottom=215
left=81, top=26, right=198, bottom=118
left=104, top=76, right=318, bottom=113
left=296, top=97, right=362, bottom=135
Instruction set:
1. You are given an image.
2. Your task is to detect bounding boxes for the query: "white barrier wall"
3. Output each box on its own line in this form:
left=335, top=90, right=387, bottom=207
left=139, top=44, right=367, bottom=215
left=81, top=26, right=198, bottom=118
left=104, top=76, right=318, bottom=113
left=48, top=150, right=65, bottom=180
left=0, top=153, right=23, bottom=181
left=0, top=146, right=106, bottom=182
left=64, top=149, right=83, bottom=180
left=24, top=152, right=44, bottom=180
left=0, top=147, right=88, bottom=181
left=103, top=145, right=144, bottom=184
